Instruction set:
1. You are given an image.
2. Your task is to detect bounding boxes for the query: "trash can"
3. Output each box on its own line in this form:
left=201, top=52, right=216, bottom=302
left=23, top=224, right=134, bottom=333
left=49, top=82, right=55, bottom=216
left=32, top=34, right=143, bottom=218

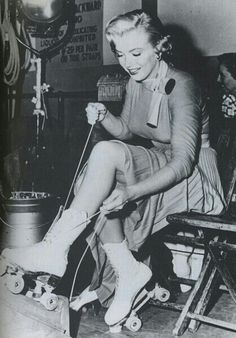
left=0, top=191, right=59, bottom=249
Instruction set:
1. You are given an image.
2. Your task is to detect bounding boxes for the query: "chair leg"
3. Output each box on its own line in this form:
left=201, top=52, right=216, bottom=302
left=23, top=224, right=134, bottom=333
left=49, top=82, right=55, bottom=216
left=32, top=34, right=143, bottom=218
left=188, top=261, right=220, bottom=332
left=172, top=253, right=217, bottom=336
left=209, top=242, right=236, bottom=302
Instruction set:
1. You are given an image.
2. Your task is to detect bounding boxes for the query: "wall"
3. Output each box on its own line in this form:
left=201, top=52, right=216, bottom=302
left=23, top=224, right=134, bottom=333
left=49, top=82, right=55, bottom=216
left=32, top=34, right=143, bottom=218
left=158, top=0, right=236, bottom=56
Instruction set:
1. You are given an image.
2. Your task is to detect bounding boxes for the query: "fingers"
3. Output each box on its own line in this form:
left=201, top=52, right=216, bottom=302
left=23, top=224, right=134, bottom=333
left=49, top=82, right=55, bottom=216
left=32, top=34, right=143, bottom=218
left=86, top=103, right=97, bottom=125
left=100, top=190, right=127, bottom=214
left=85, top=102, right=107, bottom=125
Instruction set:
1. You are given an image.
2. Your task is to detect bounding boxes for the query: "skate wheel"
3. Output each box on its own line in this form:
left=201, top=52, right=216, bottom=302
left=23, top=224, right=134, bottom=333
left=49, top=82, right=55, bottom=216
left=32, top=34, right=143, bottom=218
left=154, top=284, right=170, bottom=303
left=40, top=292, right=58, bottom=311
left=157, top=288, right=170, bottom=302
left=125, top=316, right=142, bottom=332
left=6, top=274, right=24, bottom=294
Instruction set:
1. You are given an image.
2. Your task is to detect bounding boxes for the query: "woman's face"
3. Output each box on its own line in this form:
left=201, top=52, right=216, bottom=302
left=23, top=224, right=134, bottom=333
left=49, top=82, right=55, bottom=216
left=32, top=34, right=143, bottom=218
left=112, top=27, right=158, bottom=82
left=218, top=64, right=236, bottom=95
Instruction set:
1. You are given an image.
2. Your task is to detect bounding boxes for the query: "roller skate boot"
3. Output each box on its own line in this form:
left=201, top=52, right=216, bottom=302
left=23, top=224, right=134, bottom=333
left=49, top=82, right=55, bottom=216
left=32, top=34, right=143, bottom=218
left=108, top=283, right=171, bottom=333
left=109, top=287, right=155, bottom=333
left=0, top=208, right=89, bottom=310
left=102, top=240, right=152, bottom=327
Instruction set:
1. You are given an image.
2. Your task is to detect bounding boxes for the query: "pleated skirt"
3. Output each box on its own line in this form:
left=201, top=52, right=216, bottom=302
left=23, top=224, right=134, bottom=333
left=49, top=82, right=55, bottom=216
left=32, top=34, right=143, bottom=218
left=76, top=140, right=225, bottom=306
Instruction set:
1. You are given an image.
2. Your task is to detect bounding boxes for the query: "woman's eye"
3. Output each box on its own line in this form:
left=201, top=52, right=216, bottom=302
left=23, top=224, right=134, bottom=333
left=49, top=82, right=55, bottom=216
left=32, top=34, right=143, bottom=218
left=132, top=52, right=141, bottom=57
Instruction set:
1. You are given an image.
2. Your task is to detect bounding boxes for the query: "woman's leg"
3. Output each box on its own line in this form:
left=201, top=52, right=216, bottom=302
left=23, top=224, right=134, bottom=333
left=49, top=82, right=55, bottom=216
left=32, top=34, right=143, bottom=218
left=71, top=141, right=126, bottom=217
left=3, top=140, right=152, bottom=325
left=1, top=141, right=126, bottom=274
left=70, top=140, right=152, bottom=325
left=71, top=140, right=128, bottom=243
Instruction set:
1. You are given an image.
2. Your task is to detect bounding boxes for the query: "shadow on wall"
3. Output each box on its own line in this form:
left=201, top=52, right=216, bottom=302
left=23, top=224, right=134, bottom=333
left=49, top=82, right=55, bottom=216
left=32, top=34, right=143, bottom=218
left=164, top=24, right=226, bottom=148
left=165, top=24, right=206, bottom=85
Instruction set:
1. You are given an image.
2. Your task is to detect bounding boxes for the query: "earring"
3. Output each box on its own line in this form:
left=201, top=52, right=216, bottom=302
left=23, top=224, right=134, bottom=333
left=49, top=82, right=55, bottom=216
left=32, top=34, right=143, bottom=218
left=156, top=53, right=162, bottom=60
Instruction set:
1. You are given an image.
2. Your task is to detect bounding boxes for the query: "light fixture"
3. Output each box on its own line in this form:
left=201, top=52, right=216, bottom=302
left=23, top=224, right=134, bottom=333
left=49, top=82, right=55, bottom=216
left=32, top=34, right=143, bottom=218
left=18, top=0, right=65, bottom=24
left=15, top=0, right=75, bottom=58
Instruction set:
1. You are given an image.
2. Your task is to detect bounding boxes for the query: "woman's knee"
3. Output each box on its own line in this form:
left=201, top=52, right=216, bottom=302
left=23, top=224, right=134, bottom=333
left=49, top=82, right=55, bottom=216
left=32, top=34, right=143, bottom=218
left=89, top=141, right=125, bottom=167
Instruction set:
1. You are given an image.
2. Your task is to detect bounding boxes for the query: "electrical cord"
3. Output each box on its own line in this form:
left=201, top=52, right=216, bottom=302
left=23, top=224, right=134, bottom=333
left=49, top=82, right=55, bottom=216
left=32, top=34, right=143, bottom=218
left=0, top=0, right=20, bottom=86
left=19, top=19, right=33, bottom=70
left=0, top=1, right=36, bottom=85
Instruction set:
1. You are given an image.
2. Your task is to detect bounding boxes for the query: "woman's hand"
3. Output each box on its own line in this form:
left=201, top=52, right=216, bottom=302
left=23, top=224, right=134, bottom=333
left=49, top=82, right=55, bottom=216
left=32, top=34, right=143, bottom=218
left=85, top=102, right=107, bottom=125
left=100, top=186, right=133, bottom=214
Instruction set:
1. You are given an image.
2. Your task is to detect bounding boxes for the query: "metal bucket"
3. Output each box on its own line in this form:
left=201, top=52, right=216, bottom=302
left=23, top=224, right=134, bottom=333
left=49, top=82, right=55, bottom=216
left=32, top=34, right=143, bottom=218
left=0, top=191, right=59, bottom=249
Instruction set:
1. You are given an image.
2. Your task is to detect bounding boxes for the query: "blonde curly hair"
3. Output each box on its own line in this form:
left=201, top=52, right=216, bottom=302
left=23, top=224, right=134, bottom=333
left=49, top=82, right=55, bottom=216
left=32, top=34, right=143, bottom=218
left=105, top=9, right=172, bottom=59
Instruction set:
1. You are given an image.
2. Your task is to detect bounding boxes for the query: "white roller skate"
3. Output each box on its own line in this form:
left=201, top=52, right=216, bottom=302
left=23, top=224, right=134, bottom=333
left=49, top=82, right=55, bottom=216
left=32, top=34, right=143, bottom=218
left=102, top=240, right=152, bottom=328
left=108, top=283, right=170, bottom=333
left=0, top=208, right=89, bottom=310
left=108, top=287, right=154, bottom=333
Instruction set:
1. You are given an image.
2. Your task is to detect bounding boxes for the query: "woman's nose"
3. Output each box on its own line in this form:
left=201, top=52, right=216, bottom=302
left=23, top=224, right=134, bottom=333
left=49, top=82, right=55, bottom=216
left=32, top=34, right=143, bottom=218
left=124, top=55, right=133, bottom=68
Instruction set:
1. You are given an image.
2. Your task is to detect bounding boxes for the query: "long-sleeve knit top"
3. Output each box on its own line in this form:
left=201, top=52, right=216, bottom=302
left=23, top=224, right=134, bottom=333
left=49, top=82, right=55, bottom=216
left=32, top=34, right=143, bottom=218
left=114, top=66, right=209, bottom=183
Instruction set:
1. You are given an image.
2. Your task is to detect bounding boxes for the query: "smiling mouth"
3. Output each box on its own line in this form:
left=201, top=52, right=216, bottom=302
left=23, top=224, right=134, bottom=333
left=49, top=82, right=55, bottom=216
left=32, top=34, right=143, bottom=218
left=128, top=68, right=140, bottom=75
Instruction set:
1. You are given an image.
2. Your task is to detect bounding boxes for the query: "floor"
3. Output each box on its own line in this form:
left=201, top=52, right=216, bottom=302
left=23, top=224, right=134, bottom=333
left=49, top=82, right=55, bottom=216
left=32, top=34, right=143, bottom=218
left=1, top=259, right=236, bottom=338
left=1, top=224, right=236, bottom=338
left=71, top=291, right=236, bottom=338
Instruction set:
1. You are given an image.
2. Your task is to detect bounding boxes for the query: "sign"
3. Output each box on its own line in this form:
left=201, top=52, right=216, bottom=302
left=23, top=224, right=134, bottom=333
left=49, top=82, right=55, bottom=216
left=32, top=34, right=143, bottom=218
left=37, top=0, right=103, bottom=68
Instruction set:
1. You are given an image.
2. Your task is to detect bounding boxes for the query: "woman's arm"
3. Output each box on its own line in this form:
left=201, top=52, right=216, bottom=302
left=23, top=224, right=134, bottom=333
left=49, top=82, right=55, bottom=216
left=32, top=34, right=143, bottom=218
left=102, top=75, right=203, bottom=211
left=101, top=111, right=133, bottom=140
left=101, top=79, right=134, bottom=140
left=130, top=75, right=202, bottom=199
left=101, top=165, right=177, bottom=213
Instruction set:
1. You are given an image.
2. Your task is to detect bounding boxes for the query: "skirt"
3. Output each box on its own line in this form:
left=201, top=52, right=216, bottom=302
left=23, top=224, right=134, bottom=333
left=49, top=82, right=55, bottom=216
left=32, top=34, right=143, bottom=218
left=74, top=140, right=225, bottom=306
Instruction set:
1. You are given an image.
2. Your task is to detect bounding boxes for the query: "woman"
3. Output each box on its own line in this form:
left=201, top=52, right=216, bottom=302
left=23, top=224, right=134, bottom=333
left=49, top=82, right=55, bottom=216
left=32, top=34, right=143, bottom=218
left=212, top=53, right=236, bottom=157
left=1, top=10, right=225, bottom=327
left=218, top=53, right=236, bottom=101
